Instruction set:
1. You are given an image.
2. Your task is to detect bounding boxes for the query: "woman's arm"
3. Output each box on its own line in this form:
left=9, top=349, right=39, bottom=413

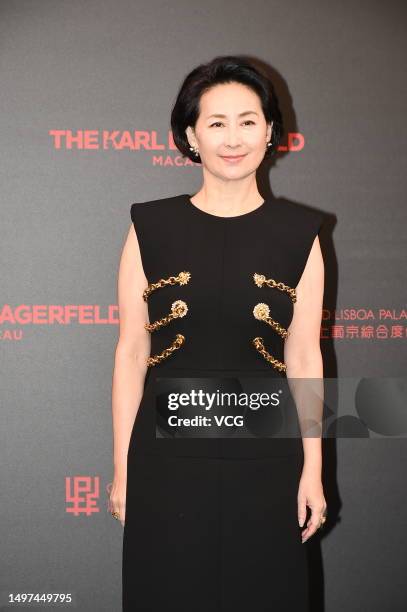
left=284, top=234, right=324, bottom=470
left=110, top=221, right=150, bottom=523
left=284, top=234, right=326, bottom=542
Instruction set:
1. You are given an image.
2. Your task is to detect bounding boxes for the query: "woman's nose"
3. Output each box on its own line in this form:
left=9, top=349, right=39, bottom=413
left=223, top=130, right=243, bottom=147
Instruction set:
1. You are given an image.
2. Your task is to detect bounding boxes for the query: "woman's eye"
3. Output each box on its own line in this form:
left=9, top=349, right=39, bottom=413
left=209, top=120, right=255, bottom=128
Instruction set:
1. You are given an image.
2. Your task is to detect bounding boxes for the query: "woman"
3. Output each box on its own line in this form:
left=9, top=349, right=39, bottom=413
left=111, top=55, right=327, bottom=611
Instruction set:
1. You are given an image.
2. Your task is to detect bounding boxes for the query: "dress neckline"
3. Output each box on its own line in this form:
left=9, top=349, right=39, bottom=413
left=182, top=193, right=268, bottom=220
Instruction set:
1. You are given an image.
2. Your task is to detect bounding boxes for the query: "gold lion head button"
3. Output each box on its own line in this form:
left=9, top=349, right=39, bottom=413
left=253, top=302, right=270, bottom=320
left=171, top=299, right=188, bottom=318
left=178, top=271, right=191, bottom=285
left=253, top=273, right=266, bottom=287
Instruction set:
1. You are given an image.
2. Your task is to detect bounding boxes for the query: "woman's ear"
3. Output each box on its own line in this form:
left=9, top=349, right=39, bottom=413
left=185, top=125, right=197, bottom=149
left=267, top=121, right=273, bottom=143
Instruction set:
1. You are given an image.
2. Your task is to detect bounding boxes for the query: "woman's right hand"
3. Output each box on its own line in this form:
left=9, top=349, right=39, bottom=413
left=109, top=475, right=127, bottom=527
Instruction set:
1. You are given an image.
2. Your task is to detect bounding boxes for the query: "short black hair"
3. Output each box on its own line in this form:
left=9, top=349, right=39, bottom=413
left=170, top=55, right=284, bottom=164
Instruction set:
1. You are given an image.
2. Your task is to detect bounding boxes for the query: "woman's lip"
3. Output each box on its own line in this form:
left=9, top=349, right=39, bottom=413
left=220, top=154, right=247, bottom=160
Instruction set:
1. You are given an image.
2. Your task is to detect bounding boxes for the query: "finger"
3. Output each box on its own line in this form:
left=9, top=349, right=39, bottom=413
left=297, top=497, right=307, bottom=527
left=301, top=523, right=313, bottom=538
left=301, top=515, right=313, bottom=535
left=302, top=509, right=320, bottom=536
left=302, top=512, right=323, bottom=542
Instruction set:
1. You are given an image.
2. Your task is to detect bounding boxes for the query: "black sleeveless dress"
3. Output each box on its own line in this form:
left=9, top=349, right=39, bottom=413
left=122, top=193, right=324, bottom=611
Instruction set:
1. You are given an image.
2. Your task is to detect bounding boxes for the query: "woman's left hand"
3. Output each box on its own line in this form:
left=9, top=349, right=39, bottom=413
left=297, top=468, right=327, bottom=543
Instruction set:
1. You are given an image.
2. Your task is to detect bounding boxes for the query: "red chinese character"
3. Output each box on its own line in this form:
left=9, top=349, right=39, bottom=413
left=65, top=476, right=100, bottom=516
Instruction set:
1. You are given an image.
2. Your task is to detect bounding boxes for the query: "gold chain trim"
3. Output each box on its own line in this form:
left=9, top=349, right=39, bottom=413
left=253, top=303, right=289, bottom=338
left=143, top=272, right=191, bottom=367
left=146, top=334, right=185, bottom=366
left=252, top=337, right=287, bottom=373
left=145, top=300, right=188, bottom=332
left=143, top=271, right=191, bottom=301
left=252, top=272, right=296, bottom=372
left=253, top=273, right=297, bottom=303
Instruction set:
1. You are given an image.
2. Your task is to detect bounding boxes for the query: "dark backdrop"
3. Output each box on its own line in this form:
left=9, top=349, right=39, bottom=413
left=1, top=1, right=406, bottom=610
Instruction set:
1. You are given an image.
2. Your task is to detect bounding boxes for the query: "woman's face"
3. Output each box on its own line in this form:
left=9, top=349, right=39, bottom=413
left=186, top=81, right=272, bottom=179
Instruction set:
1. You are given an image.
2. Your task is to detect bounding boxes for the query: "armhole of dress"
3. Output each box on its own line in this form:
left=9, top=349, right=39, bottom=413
left=130, top=202, right=139, bottom=231
left=295, top=212, right=324, bottom=289
left=130, top=202, right=149, bottom=283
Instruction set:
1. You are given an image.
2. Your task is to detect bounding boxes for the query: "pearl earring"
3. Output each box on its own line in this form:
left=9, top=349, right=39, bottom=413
left=189, top=146, right=199, bottom=157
